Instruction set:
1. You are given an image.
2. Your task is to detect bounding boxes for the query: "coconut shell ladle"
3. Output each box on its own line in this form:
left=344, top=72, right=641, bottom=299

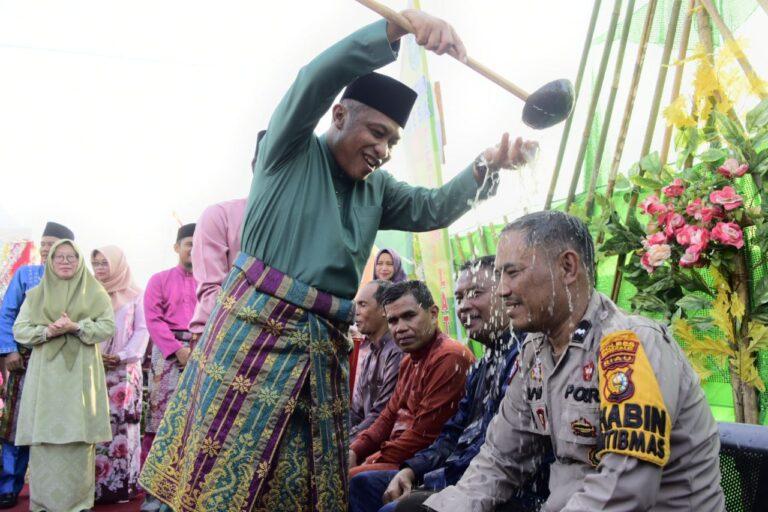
left=356, top=0, right=575, bottom=130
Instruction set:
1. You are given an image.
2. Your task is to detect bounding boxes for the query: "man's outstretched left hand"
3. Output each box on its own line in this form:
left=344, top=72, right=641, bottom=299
left=474, top=133, right=539, bottom=184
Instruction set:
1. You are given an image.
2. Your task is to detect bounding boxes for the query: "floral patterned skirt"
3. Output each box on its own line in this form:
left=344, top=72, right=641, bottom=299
left=95, top=361, right=143, bottom=503
left=139, top=253, right=353, bottom=512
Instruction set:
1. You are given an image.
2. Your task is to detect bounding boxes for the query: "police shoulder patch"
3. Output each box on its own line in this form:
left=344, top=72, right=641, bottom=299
left=597, top=330, right=671, bottom=467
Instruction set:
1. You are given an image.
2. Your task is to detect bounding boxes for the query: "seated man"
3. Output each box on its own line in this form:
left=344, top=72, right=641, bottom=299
left=423, top=211, right=725, bottom=512
left=350, top=280, right=403, bottom=442
left=350, top=256, right=545, bottom=512
left=348, top=281, right=475, bottom=479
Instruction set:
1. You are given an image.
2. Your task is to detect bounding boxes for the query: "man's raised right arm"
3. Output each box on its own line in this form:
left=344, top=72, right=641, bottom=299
left=257, top=19, right=399, bottom=172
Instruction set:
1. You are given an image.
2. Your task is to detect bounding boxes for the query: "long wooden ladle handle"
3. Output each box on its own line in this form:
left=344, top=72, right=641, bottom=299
left=355, top=0, right=531, bottom=101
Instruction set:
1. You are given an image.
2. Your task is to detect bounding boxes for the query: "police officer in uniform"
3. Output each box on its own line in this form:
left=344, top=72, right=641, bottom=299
left=422, top=211, right=724, bottom=512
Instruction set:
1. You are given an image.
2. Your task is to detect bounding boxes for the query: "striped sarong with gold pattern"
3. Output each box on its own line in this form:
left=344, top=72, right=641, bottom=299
left=139, top=253, right=353, bottom=511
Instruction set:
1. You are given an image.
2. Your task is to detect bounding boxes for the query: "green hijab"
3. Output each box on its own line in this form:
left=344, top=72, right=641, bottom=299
left=24, top=239, right=113, bottom=370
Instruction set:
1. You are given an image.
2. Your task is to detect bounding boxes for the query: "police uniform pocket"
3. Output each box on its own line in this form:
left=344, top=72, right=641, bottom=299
left=561, top=403, right=599, bottom=445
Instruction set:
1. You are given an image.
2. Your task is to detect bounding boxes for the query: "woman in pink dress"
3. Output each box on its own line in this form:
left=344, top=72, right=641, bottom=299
left=91, top=245, right=149, bottom=504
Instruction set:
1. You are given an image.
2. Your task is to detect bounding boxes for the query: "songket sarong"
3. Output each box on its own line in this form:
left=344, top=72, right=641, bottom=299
left=147, top=337, right=188, bottom=433
left=0, top=347, right=31, bottom=442
left=96, top=361, right=143, bottom=503
left=29, top=442, right=95, bottom=512
left=139, top=253, right=353, bottom=512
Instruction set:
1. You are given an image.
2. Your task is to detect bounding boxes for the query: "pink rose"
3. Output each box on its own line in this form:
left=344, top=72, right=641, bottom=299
left=109, top=382, right=134, bottom=408
left=709, top=186, right=743, bottom=211
left=95, top=455, right=113, bottom=481
left=675, top=225, right=710, bottom=247
left=717, top=158, right=749, bottom=179
left=642, top=232, right=668, bottom=248
left=640, top=195, right=668, bottom=217
left=108, top=434, right=130, bottom=459
left=679, top=243, right=706, bottom=268
left=661, top=212, right=685, bottom=238
left=641, top=244, right=672, bottom=273
left=684, top=198, right=722, bottom=223
left=662, top=178, right=685, bottom=198
left=711, top=222, right=744, bottom=249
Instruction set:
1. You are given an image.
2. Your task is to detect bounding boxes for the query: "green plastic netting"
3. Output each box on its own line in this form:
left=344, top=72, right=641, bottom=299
left=595, top=0, right=760, bottom=50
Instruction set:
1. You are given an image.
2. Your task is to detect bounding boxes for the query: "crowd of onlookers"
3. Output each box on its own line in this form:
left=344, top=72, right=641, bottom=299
left=0, top=209, right=728, bottom=512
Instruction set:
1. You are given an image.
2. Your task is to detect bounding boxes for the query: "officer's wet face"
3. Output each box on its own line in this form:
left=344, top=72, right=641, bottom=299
left=495, top=230, right=570, bottom=333
left=455, top=266, right=505, bottom=344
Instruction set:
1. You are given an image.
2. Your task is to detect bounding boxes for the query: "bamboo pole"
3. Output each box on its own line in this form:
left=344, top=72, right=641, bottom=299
left=611, top=0, right=683, bottom=302
left=596, top=0, right=658, bottom=244
left=478, top=227, right=490, bottom=255
left=758, top=0, right=768, bottom=16
left=585, top=0, right=636, bottom=217
left=544, top=0, right=602, bottom=210
left=659, top=0, right=695, bottom=166
left=452, top=235, right=466, bottom=264
left=698, top=0, right=768, bottom=99
left=565, top=0, right=623, bottom=210
left=466, top=233, right=477, bottom=258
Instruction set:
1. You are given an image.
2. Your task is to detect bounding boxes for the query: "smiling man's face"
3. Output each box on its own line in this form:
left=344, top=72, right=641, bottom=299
left=495, top=229, right=565, bottom=333
left=331, top=100, right=401, bottom=181
left=455, top=264, right=505, bottom=344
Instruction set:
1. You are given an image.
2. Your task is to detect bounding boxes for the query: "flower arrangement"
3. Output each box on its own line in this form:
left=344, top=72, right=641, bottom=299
left=597, top=54, right=768, bottom=423
left=637, top=160, right=749, bottom=275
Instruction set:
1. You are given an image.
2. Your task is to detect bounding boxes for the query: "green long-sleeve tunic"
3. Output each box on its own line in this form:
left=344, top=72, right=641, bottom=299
left=13, top=302, right=114, bottom=446
left=241, top=20, right=484, bottom=299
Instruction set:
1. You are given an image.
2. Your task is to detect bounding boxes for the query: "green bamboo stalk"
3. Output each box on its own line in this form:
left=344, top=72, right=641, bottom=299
left=478, top=227, right=490, bottom=255
left=466, top=232, right=477, bottom=259
left=659, top=0, right=695, bottom=166
left=585, top=0, right=637, bottom=217
left=565, top=0, right=623, bottom=211
left=596, top=0, right=658, bottom=245
left=611, top=0, right=684, bottom=302
left=544, top=0, right=602, bottom=210
left=452, top=235, right=466, bottom=264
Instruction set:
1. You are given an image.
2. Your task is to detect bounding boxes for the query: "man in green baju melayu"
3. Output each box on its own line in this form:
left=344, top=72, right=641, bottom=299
left=139, top=8, right=535, bottom=512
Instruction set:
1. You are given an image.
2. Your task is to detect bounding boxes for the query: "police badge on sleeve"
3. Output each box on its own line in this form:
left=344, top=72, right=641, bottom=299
left=596, top=330, right=671, bottom=467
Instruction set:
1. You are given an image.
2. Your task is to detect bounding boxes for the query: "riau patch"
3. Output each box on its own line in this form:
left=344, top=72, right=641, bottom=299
left=597, top=330, right=671, bottom=467
left=571, top=417, right=596, bottom=438
left=599, top=332, right=639, bottom=403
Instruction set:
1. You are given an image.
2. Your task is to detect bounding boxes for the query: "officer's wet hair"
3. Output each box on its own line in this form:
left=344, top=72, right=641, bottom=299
left=501, top=211, right=596, bottom=285
left=370, top=279, right=393, bottom=305
left=459, top=255, right=496, bottom=273
left=379, top=280, right=435, bottom=309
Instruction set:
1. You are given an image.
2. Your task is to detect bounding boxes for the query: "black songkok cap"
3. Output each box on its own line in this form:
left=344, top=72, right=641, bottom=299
left=177, top=223, right=196, bottom=242
left=341, top=72, right=417, bottom=128
left=42, top=221, right=74, bottom=241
